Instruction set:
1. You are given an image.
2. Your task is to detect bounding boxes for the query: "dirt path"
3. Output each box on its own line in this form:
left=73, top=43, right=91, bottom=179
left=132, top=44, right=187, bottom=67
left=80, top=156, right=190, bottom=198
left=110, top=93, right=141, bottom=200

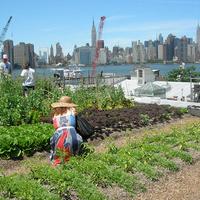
left=135, top=159, right=200, bottom=200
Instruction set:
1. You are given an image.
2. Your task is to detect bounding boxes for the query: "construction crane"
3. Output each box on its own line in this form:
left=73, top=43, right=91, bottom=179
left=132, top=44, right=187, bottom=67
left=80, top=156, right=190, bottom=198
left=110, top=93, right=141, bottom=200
left=0, top=16, right=13, bottom=57
left=92, top=16, right=106, bottom=77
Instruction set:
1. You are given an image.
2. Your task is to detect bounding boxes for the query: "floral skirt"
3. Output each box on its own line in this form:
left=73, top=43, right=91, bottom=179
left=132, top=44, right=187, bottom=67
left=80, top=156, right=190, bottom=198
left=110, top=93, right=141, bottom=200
left=50, top=126, right=83, bottom=166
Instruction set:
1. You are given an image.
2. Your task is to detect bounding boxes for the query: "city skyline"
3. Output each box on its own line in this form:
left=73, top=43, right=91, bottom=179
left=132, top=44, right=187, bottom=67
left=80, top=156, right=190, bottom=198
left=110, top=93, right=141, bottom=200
left=1, top=0, right=200, bottom=54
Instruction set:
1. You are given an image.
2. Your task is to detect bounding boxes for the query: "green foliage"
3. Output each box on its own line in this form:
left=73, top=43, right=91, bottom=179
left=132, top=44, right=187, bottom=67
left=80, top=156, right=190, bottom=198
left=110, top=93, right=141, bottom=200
left=0, top=77, right=133, bottom=126
left=1, top=123, right=200, bottom=199
left=0, top=175, right=60, bottom=200
left=140, top=114, right=150, bottom=125
left=0, top=123, right=54, bottom=159
left=166, top=65, right=200, bottom=82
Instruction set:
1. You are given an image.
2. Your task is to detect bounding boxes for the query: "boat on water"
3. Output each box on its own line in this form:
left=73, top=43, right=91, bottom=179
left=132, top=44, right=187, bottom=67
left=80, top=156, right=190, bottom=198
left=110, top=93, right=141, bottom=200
left=52, top=66, right=82, bottom=79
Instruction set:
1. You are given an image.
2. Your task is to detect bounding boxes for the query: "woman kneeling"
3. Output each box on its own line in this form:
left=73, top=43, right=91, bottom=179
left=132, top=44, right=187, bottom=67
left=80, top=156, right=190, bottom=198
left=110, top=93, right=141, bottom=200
left=50, top=96, right=83, bottom=166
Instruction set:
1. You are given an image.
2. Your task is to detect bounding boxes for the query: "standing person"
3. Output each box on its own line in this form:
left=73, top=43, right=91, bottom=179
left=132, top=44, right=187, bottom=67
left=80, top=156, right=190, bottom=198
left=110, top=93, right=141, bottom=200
left=50, top=96, right=83, bottom=166
left=0, top=54, right=12, bottom=75
left=20, top=63, right=35, bottom=96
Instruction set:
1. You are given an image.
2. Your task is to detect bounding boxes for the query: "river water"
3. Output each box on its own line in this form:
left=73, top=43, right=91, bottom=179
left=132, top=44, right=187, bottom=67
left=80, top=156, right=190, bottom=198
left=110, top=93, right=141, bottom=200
left=13, top=63, right=200, bottom=78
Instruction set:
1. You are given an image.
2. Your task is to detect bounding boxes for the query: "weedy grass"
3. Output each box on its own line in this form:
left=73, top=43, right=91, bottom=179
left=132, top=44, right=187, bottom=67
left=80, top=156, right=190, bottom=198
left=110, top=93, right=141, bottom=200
left=0, top=175, right=60, bottom=200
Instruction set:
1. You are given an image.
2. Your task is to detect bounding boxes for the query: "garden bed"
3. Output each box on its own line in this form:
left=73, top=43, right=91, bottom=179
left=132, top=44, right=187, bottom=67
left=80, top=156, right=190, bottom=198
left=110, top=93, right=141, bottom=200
left=1, top=121, right=200, bottom=200
left=0, top=104, right=186, bottom=159
left=79, top=103, right=186, bottom=140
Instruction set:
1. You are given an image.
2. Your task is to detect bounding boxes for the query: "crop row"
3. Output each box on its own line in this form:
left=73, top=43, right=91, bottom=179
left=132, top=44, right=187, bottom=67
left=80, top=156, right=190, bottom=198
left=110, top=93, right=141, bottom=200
left=1, top=123, right=200, bottom=199
left=0, top=103, right=186, bottom=159
left=0, top=124, right=54, bottom=159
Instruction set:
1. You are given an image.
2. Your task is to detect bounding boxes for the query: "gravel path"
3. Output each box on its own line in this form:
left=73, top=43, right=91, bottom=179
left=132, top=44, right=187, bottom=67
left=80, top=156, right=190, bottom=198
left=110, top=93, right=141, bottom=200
left=135, top=159, right=200, bottom=200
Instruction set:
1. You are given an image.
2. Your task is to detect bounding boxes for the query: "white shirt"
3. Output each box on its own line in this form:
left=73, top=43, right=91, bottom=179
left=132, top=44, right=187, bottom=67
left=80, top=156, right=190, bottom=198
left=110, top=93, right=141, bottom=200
left=21, top=68, right=35, bottom=86
left=0, top=61, right=11, bottom=74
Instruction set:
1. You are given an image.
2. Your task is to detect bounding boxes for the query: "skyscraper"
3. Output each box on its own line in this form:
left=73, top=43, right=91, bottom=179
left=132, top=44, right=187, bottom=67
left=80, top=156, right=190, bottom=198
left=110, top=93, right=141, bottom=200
left=158, top=33, right=163, bottom=44
left=49, top=45, right=54, bottom=64
left=196, top=23, right=200, bottom=46
left=196, top=23, right=200, bottom=60
left=55, top=42, right=63, bottom=63
left=166, top=34, right=176, bottom=61
left=91, top=20, right=96, bottom=47
left=14, top=42, right=35, bottom=68
left=27, top=43, right=35, bottom=68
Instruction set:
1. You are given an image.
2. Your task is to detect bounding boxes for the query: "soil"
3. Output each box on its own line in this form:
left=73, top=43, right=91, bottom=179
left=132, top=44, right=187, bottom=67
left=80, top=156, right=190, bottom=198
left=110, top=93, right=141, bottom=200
left=135, top=159, right=200, bottom=200
left=1, top=115, right=200, bottom=200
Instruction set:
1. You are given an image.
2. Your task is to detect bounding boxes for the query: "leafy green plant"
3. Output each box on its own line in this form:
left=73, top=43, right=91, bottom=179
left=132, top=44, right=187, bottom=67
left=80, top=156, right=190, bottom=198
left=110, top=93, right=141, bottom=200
left=140, top=114, right=150, bottom=126
left=0, top=124, right=54, bottom=159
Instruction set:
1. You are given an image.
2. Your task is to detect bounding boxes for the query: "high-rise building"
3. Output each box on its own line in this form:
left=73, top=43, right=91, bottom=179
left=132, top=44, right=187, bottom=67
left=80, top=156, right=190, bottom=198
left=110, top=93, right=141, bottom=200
left=163, top=43, right=168, bottom=61
left=196, top=23, right=200, bottom=46
left=187, top=43, right=196, bottom=63
left=98, top=48, right=107, bottom=64
left=27, top=43, right=35, bottom=67
left=49, top=45, right=54, bottom=64
left=132, top=41, right=146, bottom=63
left=132, top=41, right=138, bottom=63
left=175, top=36, right=188, bottom=62
left=55, top=42, right=64, bottom=63
left=158, top=44, right=164, bottom=60
left=14, top=42, right=35, bottom=68
left=91, top=20, right=96, bottom=47
left=146, top=40, right=157, bottom=61
left=158, top=33, right=163, bottom=44
left=180, top=36, right=188, bottom=62
left=166, top=34, right=176, bottom=61
left=73, top=45, right=95, bottom=65
left=97, top=40, right=104, bottom=49
left=196, top=23, right=200, bottom=60
left=112, top=46, right=119, bottom=58
left=3, top=40, right=14, bottom=69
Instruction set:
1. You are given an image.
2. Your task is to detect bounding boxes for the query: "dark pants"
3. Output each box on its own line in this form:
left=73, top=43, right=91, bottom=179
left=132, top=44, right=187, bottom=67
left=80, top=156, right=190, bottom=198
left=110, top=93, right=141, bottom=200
left=23, top=85, right=35, bottom=96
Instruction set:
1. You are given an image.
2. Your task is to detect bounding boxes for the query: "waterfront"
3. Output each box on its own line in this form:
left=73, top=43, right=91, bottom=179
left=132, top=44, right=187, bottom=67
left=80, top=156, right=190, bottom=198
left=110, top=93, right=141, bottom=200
left=13, top=63, right=200, bottom=78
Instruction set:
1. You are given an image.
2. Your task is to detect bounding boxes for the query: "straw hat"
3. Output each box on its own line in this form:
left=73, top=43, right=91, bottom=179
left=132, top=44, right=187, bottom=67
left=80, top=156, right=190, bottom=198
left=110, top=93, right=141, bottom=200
left=51, top=96, right=77, bottom=108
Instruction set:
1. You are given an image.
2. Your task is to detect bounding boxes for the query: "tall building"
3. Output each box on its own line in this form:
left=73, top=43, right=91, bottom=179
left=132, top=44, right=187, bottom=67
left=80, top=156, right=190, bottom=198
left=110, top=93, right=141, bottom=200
left=49, top=45, right=54, bottom=64
left=146, top=40, right=157, bottom=61
left=196, top=23, right=200, bottom=46
left=180, top=36, right=188, bottom=62
left=166, top=34, right=176, bottom=61
left=97, top=40, right=104, bottom=49
left=196, top=23, right=200, bottom=60
left=98, top=48, right=107, bottom=64
left=174, top=36, right=188, bottom=62
left=14, top=42, right=35, bottom=68
left=132, top=41, right=138, bottom=63
left=112, top=46, right=119, bottom=58
left=158, top=33, right=163, bottom=44
left=73, top=45, right=95, bottom=65
left=91, top=20, right=96, bottom=47
left=187, top=43, right=196, bottom=63
left=27, top=43, right=35, bottom=67
left=132, top=41, right=146, bottom=63
left=3, top=40, right=14, bottom=69
left=158, top=44, right=164, bottom=60
left=55, top=43, right=64, bottom=63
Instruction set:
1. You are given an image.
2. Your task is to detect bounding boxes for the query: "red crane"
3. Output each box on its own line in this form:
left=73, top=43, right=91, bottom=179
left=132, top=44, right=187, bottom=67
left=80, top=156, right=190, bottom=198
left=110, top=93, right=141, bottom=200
left=92, top=16, right=106, bottom=77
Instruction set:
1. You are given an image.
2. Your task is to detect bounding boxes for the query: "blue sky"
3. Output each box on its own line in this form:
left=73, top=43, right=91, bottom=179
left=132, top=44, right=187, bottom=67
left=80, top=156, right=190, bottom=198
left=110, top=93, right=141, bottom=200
left=1, top=0, right=200, bottom=54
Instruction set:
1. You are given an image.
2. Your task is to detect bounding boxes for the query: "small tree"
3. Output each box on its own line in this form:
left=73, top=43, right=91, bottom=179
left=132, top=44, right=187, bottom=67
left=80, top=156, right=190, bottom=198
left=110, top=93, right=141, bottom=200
left=166, top=66, right=200, bottom=82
